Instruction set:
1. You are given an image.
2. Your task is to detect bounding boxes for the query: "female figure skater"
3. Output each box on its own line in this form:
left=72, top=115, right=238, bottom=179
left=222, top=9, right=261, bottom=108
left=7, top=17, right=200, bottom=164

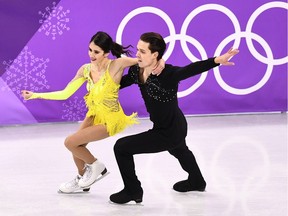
left=21, top=31, right=163, bottom=193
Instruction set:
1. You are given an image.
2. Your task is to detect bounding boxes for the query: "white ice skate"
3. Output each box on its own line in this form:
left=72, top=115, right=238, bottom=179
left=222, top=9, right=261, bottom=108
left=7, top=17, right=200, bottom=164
left=78, top=160, right=109, bottom=188
left=58, top=175, right=90, bottom=194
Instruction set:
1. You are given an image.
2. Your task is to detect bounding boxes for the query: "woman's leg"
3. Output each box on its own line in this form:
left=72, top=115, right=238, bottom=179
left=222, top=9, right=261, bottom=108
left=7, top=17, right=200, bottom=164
left=71, top=117, right=92, bottom=175
left=65, top=116, right=109, bottom=175
left=59, top=117, right=110, bottom=192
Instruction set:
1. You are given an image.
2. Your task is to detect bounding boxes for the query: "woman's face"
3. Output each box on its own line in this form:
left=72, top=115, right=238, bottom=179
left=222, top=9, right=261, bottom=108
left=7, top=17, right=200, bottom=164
left=88, top=42, right=107, bottom=63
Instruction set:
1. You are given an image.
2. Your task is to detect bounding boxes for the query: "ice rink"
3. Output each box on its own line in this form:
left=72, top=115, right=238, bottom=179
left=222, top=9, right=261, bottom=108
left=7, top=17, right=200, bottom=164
left=0, top=113, right=287, bottom=216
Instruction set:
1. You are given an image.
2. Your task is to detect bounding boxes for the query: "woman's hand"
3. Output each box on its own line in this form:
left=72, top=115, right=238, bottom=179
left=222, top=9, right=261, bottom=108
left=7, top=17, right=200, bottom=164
left=215, top=48, right=239, bottom=66
left=152, top=58, right=165, bottom=75
left=21, top=90, right=33, bottom=100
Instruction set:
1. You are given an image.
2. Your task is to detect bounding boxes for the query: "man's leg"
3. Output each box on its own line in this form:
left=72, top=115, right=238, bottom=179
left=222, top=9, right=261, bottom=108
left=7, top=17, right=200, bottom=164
left=111, top=130, right=172, bottom=204
left=168, top=139, right=206, bottom=192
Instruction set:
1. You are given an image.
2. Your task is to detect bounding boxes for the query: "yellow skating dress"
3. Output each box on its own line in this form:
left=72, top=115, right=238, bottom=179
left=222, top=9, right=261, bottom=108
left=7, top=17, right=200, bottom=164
left=28, top=62, right=138, bottom=136
left=83, top=63, right=138, bottom=136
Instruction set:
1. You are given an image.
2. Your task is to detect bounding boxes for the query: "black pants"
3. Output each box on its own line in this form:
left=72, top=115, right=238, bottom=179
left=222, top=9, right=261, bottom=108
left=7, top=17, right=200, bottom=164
left=114, top=129, right=206, bottom=194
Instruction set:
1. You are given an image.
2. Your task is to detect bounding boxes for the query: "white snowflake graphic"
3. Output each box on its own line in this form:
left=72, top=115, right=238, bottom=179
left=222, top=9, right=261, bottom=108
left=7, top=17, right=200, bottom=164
left=38, top=1, right=70, bottom=40
left=0, top=71, right=12, bottom=91
left=2, top=46, right=50, bottom=96
left=62, top=96, right=86, bottom=121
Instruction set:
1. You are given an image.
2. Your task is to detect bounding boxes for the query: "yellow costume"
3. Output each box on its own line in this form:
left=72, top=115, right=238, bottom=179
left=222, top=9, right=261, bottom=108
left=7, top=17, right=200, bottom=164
left=29, top=62, right=138, bottom=136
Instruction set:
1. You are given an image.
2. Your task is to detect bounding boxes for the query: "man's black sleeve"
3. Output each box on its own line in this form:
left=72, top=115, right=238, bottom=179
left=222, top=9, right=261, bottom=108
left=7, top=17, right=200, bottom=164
left=171, top=57, right=220, bottom=82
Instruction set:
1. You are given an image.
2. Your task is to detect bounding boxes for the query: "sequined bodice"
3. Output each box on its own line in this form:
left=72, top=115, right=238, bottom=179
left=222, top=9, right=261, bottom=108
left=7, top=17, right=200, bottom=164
left=120, top=59, right=219, bottom=132
left=83, top=63, right=120, bottom=113
left=82, top=63, right=138, bottom=136
left=128, top=65, right=178, bottom=103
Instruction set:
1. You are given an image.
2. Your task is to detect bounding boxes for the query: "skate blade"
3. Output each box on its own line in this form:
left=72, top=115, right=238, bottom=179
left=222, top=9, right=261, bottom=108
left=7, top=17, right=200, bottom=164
left=108, top=200, right=144, bottom=206
left=85, top=171, right=110, bottom=187
left=57, top=187, right=90, bottom=194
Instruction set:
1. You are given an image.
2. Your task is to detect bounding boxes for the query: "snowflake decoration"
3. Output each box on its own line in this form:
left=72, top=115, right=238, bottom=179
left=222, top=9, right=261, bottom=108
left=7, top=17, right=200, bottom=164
left=62, top=96, right=86, bottom=121
left=0, top=69, right=12, bottom=91
left=38, top=2, right=70, bottom=40
left=2, top=46, right=50, bottom=96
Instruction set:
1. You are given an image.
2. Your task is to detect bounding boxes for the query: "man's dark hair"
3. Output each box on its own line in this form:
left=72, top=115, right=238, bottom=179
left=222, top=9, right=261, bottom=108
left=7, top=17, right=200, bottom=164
left=140, top=32, right=166, bottom=61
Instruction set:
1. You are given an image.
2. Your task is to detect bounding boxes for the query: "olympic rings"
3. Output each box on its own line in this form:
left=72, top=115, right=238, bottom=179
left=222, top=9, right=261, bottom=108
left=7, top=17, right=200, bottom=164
left=246, top=1, right=288, bottom=65
left=116, top=2, right=288, bottom=96
left=180, top=4, right=242, bottom=62
left=116, top=6, right=176, bottom=61
left=214, top=32, right=274, bottom=95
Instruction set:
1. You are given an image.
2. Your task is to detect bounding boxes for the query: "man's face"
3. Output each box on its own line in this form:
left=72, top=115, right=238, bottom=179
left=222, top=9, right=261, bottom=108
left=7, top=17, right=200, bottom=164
left=136, top=40, right=158, bottom=68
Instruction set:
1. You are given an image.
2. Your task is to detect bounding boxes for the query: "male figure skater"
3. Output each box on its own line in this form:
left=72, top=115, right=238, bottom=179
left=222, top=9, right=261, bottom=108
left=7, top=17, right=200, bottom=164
left=110, top=32, right=239, bottom=204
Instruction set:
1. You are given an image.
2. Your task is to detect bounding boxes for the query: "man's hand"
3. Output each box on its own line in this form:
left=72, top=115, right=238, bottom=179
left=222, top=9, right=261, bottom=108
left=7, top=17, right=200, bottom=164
left=215, top=48, right=239, bottom=66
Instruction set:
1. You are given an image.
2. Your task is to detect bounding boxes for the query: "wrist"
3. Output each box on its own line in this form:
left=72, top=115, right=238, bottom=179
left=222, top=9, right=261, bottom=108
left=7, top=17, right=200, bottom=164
left=29, top=92, right=40, bottom=99
left=214, top=56, right=220, bottom=64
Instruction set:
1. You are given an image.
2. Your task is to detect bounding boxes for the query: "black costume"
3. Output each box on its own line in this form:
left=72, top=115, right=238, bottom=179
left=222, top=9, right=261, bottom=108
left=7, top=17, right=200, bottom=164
left=112, top=58, right=220, bottom=201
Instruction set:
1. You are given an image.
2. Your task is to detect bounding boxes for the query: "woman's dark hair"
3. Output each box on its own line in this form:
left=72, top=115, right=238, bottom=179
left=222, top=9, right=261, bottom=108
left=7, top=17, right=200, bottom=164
left=90, top=31, right=132, bottom=58
left=140, top=32, right=166, bottom=61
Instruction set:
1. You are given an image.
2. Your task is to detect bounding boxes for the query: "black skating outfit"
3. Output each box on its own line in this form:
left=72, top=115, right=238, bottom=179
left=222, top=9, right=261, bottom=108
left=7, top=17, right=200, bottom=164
left=113, top=57, right=220, bottom=198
